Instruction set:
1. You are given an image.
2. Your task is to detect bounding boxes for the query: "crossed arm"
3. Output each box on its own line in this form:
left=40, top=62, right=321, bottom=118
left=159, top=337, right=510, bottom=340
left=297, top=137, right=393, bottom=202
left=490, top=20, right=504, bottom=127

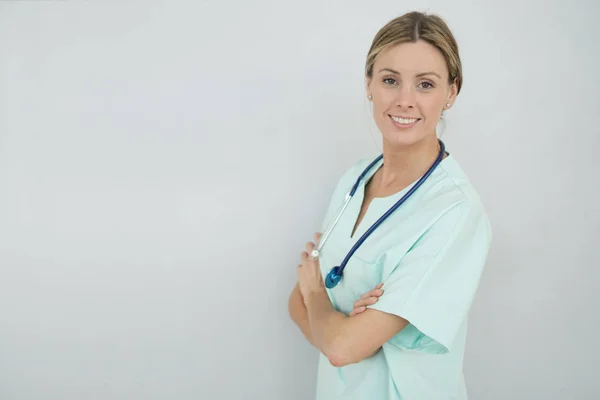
left=288, top=237, right=409, bottom=367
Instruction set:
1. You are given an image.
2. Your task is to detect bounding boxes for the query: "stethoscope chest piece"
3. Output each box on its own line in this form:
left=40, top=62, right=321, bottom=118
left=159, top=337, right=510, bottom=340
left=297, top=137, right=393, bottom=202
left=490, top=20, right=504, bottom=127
left=325, top=266, right=343, bottom=288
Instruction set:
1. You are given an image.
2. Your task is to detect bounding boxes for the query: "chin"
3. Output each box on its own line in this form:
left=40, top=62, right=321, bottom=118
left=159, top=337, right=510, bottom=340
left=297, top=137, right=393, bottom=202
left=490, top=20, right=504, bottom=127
left=382, top=130, right=427, bottom=148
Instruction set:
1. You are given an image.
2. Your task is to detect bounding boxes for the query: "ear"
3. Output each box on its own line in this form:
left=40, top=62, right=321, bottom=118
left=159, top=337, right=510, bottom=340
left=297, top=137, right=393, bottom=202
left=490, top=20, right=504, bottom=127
left=365, top=76, right=372, bottom=99
left=446, top=78, right=459, bottom=108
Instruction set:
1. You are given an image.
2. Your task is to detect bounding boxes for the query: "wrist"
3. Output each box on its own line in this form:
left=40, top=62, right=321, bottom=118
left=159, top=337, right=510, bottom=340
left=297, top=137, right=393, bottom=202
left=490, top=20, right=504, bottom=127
left=304, top=287, right=328, bottom=307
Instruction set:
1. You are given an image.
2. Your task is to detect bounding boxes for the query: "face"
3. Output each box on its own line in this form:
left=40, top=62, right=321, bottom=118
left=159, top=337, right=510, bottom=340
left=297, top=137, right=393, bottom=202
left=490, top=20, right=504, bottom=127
left=366, top=40, right=458, bottom=148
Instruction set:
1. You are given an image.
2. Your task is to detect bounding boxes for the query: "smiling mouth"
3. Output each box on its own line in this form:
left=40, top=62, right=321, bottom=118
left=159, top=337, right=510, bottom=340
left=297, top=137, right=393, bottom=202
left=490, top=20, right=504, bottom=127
left=389, top=115, right=420, bottom=124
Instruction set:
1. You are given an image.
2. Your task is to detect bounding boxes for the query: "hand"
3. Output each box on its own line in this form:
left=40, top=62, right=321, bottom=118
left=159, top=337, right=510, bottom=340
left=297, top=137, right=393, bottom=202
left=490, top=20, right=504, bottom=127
left=297, top=232, right=324, bottom=301
left=348, top=283, right=384, bottom=317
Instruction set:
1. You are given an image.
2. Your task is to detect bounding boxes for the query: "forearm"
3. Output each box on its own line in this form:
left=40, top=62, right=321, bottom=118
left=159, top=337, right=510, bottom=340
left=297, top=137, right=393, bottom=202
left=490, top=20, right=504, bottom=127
left=288, top=284, right=314, bottom=345
left=304, top=289, right=349, bottom=364
left=305, top=289, right=383, bottom=366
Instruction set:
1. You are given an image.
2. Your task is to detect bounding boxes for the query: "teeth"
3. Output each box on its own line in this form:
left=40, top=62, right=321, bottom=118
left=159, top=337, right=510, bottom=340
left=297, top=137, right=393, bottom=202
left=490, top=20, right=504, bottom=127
left=391, top=116, right=418, bottom=124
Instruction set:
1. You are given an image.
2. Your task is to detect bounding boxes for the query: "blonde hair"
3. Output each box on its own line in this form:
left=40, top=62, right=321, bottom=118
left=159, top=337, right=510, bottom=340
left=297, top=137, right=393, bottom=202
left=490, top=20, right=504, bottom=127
left=365, top=11, right=463, bottom=94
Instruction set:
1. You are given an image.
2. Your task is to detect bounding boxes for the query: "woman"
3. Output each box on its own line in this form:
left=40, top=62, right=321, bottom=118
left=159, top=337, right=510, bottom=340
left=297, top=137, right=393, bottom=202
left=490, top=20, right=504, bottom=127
left=288, top=11, right=492, bottom=400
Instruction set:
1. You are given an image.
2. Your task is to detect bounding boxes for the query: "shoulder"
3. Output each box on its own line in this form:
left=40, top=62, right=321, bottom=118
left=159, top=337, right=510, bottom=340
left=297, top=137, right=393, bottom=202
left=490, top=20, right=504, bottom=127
left=413, top=155, right=492, bottom=241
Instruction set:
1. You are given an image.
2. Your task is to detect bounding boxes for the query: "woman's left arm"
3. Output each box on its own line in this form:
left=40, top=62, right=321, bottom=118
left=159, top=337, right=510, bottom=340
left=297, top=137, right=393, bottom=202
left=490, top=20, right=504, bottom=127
left=304, top=287, right=408, bottom=367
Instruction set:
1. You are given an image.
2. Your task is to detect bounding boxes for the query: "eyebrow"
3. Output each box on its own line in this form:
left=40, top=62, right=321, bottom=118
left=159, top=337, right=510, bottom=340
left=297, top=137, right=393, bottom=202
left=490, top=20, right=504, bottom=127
left=378, top=68, right=442, bottom=79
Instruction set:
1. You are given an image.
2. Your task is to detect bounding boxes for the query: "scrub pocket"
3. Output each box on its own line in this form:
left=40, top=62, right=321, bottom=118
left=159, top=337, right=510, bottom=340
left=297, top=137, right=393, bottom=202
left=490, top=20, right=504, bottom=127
left=340, top=253, right=386, bottom=308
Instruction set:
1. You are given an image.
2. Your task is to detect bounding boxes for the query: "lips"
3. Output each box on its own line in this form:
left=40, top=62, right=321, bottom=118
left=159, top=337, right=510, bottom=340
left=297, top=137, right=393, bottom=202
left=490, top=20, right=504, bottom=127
left=390, top=115, right=420, bottom=124
left=389, top=114, right=421, bottom=128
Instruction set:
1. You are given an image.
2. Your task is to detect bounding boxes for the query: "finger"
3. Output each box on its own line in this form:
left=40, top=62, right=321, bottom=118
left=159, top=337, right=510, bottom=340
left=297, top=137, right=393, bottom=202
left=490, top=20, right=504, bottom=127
left=354, top=297, right=366, bottom=308
left=301, top=251, right=309, bottom=261
left=304, top=242, right=315, bottom=253
left=353, top=296, right=379, bottom=309
left=363, top=284, right=384, bottom=295
left=361, top=288, right=384, bottom=299
left=353, top=297, right=377, bottom=309
left=314, top=232, right=322, bottom=243
left=349, top=306, right=366, bottom=317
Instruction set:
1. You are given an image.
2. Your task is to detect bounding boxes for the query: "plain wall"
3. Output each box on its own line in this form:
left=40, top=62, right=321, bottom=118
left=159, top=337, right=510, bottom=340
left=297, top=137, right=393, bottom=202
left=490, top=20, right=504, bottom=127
left=0, top=1, right=599, bottom=399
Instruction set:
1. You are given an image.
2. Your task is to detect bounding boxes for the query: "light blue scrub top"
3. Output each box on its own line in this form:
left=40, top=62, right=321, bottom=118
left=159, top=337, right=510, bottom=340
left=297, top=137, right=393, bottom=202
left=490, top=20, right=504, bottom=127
left=315, top=154, right=492, bottom=400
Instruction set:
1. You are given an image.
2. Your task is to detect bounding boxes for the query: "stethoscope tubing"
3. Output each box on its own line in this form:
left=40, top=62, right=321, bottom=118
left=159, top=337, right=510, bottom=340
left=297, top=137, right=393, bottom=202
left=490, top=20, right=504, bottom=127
left=322, top=139, right=446, bottom=288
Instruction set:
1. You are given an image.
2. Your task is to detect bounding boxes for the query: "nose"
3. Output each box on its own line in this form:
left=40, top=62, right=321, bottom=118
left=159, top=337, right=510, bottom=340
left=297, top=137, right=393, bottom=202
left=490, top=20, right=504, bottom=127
left=395, top=86, right=416, bottom=108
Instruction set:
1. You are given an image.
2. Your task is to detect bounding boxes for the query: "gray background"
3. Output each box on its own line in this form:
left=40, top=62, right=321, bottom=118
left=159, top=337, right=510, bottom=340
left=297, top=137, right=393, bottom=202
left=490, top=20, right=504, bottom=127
left=0, top=1, right=598, bottom=399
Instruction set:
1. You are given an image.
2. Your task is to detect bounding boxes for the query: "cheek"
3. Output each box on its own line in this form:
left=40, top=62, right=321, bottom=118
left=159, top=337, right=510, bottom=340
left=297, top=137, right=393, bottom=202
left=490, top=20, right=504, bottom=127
left=371, top=92, right=397, bottom=119
left=420, top=97, right=445, bottom=119
left=372, top=102, right=393, bottom=127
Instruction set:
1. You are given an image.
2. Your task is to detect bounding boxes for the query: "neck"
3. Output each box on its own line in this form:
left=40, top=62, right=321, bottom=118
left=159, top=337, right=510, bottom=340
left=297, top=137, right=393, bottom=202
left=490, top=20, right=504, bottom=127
left=376, top=135, right=443, bottom=193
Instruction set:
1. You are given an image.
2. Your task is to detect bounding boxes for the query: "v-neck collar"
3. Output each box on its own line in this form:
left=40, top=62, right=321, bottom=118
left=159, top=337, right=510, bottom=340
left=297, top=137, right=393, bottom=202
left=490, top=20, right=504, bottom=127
left=346, top=158, right=410, bottom=241
left=346, top=155, right=445, bottom=242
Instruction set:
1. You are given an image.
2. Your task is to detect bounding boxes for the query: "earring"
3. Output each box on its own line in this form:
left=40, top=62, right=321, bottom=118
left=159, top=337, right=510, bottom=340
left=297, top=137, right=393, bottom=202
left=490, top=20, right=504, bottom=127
left=446, top=103, right=451, bottom=108
left=368, top=94, right=373, bottom=100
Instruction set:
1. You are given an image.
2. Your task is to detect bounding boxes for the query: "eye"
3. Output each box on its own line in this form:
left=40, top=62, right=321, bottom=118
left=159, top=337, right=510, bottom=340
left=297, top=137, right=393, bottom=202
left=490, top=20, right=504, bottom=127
left=383, top=77, right=397, bottom=85
left=419, top=81, right=435, bottom=89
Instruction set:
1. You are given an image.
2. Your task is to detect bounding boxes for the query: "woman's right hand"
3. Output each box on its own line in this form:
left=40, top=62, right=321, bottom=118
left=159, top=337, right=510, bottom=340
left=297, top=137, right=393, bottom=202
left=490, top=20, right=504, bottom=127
left=348, top=283, right=384, bottom=317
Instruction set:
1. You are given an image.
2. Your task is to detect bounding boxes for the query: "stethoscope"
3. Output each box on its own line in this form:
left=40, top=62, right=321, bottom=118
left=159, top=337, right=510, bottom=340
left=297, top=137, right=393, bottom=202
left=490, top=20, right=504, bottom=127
left=310, top=139, right=447, bottom=289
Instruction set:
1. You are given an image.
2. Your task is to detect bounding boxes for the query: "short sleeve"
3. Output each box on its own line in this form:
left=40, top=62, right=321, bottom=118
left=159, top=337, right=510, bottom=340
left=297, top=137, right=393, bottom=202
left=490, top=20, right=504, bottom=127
left=367, top=200, right=492, bottom=353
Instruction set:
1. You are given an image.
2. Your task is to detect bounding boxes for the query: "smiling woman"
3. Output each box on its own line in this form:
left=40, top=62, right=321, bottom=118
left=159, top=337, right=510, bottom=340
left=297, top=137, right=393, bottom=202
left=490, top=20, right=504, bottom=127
left=365, top=15, right=461, bottom=151
left=288, top=11, right=491, bottom=400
